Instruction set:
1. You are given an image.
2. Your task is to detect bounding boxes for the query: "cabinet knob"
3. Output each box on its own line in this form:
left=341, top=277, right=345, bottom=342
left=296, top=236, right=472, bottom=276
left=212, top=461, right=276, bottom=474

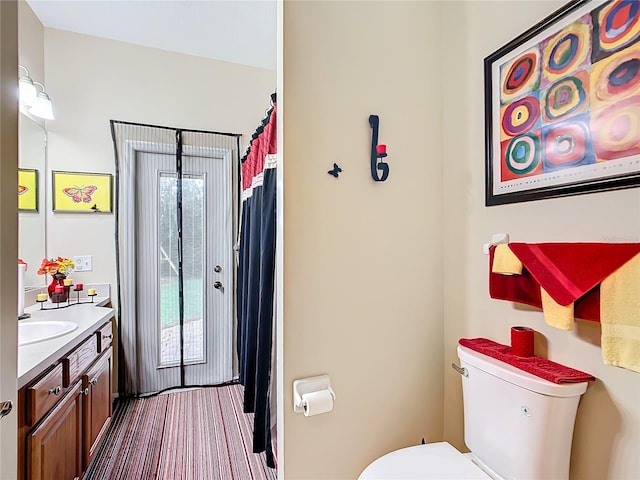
left=103, top=334, right=113, bottom=340
left=48, top=386, right=61, bottom=396
left=82, top=388, right=90, bottom=396
left=214, top=281, right=223, bottom=290
left=90, top=378, right=98, bottom=385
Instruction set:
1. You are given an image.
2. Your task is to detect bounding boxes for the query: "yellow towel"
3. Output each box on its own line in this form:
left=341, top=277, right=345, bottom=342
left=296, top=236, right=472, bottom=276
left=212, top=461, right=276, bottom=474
left=540, top=287, right=575, bottom=331
left=601, top=252, right=640, bottom=373
left=492, top=244, right=523, bottom=275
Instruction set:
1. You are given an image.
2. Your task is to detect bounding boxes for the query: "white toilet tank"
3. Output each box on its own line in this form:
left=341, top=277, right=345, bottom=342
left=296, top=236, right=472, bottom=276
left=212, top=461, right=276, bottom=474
left=457, top=345, right=588, bottom=480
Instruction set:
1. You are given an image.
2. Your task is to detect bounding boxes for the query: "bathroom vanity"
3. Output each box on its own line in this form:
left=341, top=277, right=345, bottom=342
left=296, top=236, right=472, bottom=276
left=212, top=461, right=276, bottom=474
left=17, top=300, right=115, bottom=480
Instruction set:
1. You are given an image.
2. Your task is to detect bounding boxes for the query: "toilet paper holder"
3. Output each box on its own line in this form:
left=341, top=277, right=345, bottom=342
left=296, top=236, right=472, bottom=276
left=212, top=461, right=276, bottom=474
left=293, top=374, right=336, bottom=414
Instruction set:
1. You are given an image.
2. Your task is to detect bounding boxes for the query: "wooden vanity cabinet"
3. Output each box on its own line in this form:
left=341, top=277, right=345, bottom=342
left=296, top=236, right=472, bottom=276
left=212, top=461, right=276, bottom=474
left=82, top=347, right=112, bottom=469
left=26, top=381, right=83, bottom=480
left=19, top=320, right=114, bottom=480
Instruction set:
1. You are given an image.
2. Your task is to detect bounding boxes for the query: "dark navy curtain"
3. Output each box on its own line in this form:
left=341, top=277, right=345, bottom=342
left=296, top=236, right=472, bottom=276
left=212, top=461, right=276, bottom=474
left=237, top=100, right=277, bottom=468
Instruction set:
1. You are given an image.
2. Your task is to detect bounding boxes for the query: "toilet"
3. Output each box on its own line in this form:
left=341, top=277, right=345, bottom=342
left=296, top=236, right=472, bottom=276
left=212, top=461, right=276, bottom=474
left=359, top=344, right=589, bottom=479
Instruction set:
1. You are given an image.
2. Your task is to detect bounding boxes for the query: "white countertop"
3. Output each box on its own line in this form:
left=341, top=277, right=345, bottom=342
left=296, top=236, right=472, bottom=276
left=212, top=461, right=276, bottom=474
left=18, top=298, right=114, bottom=389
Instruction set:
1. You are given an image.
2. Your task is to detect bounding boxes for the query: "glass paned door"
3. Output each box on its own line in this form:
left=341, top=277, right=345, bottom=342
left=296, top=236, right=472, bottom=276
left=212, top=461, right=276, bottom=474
left=136, top=148, right=233, bottom=394
left=158, top=174, right=205, bottom=366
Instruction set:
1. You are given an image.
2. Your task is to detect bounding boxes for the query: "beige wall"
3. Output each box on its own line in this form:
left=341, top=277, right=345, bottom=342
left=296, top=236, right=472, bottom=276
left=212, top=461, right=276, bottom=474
left=43, top=28, right=275, bottom=294
left=442, top=2, right=640, bottom=480
left=284, top=1, right=639, bottom=479
left=17, top=4, right=277, bottom=296
left=283, top=2, right=444, bottom=478
left=18, top=0, right=43, bottom=93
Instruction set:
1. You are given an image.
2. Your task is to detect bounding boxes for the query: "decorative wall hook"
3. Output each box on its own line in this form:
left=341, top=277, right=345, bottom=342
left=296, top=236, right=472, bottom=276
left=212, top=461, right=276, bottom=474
left=369, top=115, right=389, bottom=182
left=328, top=163, right=342, bottom=178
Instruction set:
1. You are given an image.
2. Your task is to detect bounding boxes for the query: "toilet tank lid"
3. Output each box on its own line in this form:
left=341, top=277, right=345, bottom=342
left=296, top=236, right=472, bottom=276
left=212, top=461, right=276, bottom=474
left=358, top=442, right=491, bottom=480
left=457, top=345, right=588, bottom=397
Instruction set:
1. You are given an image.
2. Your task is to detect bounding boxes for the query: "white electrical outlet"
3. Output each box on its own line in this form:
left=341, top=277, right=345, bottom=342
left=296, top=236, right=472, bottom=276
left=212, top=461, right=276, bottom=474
left=73, top=255, right=93, bottom=272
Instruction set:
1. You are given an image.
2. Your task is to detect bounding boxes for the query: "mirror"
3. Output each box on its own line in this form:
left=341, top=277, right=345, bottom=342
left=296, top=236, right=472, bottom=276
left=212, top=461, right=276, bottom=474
left=18, top=113, right=46, bottom=288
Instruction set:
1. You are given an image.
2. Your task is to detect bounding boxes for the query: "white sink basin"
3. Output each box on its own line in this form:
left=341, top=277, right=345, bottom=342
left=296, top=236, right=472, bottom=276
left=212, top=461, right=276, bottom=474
left=18, top=320, right=78, bottom=346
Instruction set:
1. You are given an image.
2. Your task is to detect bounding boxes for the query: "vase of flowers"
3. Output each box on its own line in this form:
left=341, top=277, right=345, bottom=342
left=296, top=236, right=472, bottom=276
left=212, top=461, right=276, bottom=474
left=38, top=257, right=75, bottom=303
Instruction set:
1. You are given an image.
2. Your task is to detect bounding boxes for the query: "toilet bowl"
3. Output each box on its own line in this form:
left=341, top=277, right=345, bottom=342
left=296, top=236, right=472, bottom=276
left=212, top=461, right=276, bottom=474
left=358, top=442, right=492, bottom=479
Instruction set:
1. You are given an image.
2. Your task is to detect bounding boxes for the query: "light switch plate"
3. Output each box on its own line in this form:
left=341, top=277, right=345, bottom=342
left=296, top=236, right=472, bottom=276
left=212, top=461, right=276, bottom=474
left=74, top=255, right=93, bottom=272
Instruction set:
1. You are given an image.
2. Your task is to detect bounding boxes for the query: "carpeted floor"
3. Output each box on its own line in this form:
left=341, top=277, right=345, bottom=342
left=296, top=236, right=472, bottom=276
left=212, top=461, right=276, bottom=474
left=85, top=384, right=277, bottom=480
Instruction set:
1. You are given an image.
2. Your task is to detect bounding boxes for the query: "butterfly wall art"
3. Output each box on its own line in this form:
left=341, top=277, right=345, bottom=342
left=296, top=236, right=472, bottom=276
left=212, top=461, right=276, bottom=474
left=52, top=171, right=113, bottom=213
left=18, top=168, right=38, bottom=212
left=63, top=185, right=98, bottom=203
left=327, top=163, right=343, bottom=178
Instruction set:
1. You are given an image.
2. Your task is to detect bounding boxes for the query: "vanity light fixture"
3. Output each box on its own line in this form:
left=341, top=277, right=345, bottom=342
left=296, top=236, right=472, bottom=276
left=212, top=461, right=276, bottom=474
left=29, top=82, right=55, bottom=120
left=18, top=65, right=54, bottom=120
left=18, top=65, right=37, bottom=107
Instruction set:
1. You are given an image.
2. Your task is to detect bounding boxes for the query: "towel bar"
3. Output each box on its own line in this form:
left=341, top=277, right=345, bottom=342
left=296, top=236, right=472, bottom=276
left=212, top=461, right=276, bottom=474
left=483, top=233, right=510, bottom=254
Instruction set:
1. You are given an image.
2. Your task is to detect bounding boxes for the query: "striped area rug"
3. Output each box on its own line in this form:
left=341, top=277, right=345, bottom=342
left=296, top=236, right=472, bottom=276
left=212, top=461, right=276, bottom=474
left=85, top=384, right=276, bottom=480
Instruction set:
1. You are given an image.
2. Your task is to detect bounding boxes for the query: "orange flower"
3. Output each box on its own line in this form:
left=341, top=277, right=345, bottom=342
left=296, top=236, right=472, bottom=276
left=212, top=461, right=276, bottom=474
left=37, top=257, right=74, bottom=276
left=37, top=259, right=59, bottom=275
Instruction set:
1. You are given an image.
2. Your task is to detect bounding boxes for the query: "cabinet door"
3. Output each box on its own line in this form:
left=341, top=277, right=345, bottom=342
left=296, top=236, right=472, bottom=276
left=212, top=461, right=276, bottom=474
left=83, top=347, right=112, bottom=470
left=27, top=382, right=82, bottom=480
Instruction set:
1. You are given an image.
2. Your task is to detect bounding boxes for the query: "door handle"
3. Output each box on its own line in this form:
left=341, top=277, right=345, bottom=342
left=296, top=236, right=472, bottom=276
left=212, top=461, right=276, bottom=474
left=214, top=281, right=223, bottom=290
left=0, top=400, right=12, bottom=420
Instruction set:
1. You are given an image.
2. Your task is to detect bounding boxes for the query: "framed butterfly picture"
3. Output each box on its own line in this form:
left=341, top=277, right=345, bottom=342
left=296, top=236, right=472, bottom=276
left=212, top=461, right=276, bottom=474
left=18, top=168, right=38, bottom=212
left=52, top=171, right=113, bottom=213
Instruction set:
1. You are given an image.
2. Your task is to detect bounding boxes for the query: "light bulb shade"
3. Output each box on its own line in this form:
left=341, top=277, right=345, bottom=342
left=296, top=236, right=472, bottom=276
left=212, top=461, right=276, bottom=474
left=19, top=77, right=37, bottom=106
left=29, top=92, right=54, bottom=120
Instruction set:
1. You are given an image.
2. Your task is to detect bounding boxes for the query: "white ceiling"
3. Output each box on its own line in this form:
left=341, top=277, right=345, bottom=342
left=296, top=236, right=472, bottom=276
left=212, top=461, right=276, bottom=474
left=26, top=0, right=277, bottom=70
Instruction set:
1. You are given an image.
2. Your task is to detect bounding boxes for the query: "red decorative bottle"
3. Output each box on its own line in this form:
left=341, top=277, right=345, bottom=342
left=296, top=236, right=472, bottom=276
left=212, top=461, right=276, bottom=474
left=48, top=273, right=69, bottom=303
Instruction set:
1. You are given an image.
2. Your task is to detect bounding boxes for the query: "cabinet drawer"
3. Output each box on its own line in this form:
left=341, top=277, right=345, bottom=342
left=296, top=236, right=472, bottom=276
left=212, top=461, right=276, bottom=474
left=26, top=363, right=64, bottom=426
left=63, top=335, right=98, bottom=387
left=97, top=321, right=113, bottom=353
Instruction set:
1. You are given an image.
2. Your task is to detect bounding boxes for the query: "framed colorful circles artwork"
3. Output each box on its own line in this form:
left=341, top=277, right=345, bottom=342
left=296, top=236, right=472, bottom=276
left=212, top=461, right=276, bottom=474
left=485, top=0, right=640, bottom=205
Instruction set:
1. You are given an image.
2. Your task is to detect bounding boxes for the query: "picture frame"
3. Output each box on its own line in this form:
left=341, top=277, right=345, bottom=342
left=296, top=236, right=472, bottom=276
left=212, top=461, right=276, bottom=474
left=52, top=170, right=113, bottom=213
left=484, top=0, right=640, bottom=206
left=18, top=168, right=38, bottom=212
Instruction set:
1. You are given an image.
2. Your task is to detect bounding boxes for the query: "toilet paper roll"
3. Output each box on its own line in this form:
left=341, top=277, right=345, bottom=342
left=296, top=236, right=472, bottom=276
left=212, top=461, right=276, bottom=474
left=511, top=326, right=534, bottom=357
left=302, top=390, right=334, bottom=417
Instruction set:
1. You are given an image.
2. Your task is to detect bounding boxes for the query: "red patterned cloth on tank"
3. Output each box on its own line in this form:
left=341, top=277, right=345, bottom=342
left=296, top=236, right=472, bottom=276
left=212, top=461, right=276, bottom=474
left=459, top=338, right=595, bottom=384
